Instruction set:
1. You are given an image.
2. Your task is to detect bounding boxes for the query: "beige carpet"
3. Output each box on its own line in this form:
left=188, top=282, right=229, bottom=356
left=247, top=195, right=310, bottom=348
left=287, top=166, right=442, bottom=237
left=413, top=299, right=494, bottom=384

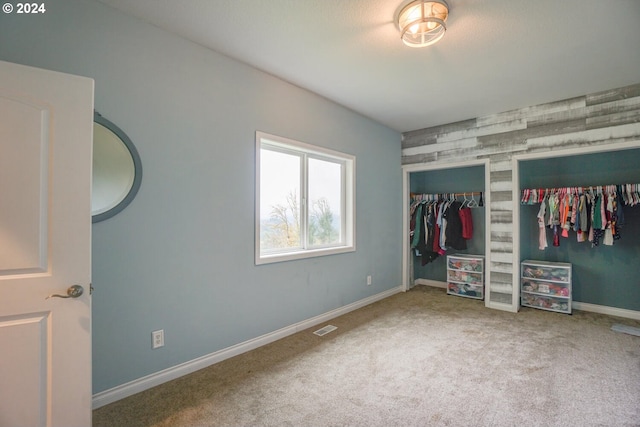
left=93, top=286, right=640, bottom=426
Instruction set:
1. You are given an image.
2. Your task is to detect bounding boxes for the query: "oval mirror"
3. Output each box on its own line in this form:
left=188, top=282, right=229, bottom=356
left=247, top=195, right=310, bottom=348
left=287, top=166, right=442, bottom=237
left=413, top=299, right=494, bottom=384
left=92, top=112, right=142, bottom=223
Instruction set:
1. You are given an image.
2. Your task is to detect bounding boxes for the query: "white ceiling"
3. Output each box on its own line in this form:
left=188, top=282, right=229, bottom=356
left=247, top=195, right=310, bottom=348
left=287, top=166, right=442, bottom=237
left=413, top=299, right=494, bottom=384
left=97, top=0, right=640, bottom=133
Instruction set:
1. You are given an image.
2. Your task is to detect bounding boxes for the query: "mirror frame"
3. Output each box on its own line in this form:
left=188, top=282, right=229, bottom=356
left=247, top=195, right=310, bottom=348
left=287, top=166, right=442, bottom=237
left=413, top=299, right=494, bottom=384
left=92, top=111, right=143, bottom=223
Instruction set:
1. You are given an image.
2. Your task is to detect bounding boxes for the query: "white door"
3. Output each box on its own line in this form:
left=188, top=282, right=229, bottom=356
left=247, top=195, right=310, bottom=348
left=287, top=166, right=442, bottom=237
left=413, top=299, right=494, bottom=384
left=0, top=61, right=94, bottom=427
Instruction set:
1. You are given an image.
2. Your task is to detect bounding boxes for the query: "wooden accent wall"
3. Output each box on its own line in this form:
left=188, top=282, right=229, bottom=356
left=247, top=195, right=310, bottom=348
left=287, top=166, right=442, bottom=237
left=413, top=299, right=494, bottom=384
left=402, top=84, right=640, bottom=307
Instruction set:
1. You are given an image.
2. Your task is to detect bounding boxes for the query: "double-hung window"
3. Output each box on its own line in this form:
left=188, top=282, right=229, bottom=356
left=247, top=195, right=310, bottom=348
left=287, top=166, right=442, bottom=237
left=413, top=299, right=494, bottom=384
left=256, top=131, right=355, bottom=264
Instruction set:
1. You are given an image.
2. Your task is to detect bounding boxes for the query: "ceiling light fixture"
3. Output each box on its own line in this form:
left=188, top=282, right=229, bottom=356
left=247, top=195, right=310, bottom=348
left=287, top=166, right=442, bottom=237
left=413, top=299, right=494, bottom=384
left=397, top=0, right=449, bottom=47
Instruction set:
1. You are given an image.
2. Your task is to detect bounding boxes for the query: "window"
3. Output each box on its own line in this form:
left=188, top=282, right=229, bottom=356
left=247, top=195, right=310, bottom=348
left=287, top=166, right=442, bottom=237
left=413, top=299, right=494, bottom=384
left=256, top=131, right=355, bottom=264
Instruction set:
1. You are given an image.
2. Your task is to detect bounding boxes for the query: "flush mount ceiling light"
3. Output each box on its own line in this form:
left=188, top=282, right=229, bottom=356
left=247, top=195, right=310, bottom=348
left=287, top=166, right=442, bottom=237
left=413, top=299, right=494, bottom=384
left=397, top=0, right=449, bottom=47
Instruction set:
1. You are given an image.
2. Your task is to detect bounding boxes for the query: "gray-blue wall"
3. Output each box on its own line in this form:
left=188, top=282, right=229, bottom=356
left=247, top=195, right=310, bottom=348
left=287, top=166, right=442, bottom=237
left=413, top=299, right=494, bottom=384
left=0, top=0, right=402, bottom=393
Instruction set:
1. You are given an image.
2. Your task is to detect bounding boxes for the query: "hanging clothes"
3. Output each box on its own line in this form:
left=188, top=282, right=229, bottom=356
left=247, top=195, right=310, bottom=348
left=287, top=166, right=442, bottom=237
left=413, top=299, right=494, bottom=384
left=537, top=198, right=548, bottom=250
left=578, top=194, right=588, bottom=241
left=410, top=201, right=439, bottom=265
left=459, top=205, right=474, bottom=240
left=443, top=200, right=467, bottom=250
left=522, top=184, right=638, bottom=250
left=410, top=202, right=423, bottom=248
left=438, top=200, right=448, bottom=252
left=592, top=195, right=603, bottom=247
left=432, top=202, right=441, bottom=254
left=421, top=203, right=439, bottom=265
left=410, top=192, right=482, bottom=261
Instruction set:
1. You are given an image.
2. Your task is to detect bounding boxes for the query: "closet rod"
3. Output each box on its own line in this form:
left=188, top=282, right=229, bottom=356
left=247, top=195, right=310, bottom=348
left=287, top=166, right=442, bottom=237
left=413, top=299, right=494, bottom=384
left=521, top=183, right=640, bottom=194
left=521, top=183, right=640, bottom=205
left=410, top=191, right=483, bottom=198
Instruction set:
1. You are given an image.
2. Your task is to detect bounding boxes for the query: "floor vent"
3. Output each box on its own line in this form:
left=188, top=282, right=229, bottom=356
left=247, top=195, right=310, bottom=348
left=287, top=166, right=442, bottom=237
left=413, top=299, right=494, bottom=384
left=313, top=325, right=338, bottom=337
left=612, top=324, right=640, bottom=337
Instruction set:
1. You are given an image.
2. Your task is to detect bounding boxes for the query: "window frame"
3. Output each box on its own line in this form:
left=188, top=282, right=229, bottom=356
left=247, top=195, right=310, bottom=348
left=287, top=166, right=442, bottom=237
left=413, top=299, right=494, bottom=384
left=255, top=131, right=355, bottom=265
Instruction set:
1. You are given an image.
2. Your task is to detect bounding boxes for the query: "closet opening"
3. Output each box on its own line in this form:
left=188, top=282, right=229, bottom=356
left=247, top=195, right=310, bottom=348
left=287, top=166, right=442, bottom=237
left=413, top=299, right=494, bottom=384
left=402, top=159, right=491, bottom=307
left=513, top=142, right=640, bottom=319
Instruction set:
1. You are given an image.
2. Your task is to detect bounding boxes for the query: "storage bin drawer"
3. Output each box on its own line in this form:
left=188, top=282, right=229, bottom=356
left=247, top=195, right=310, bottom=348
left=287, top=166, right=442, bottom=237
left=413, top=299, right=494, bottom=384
left=448, top=270, right=482, bottom=284
left=521, top=264, right=570, bottom=283
left=521, top=279, right=570, bottom=297
left=521, top=292, right=570, bottom=313
left=448, top=256, right=483, bottom=272
left=448, top=282, right=483, bottom=299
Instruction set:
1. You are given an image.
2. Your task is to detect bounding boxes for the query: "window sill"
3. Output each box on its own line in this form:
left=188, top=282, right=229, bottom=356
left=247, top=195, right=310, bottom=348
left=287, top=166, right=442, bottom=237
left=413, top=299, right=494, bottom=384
left=256, top=245, right=355, bottom=265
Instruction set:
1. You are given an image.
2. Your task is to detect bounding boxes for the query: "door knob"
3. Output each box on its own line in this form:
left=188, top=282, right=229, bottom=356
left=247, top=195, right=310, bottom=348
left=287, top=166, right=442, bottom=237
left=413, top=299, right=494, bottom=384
left=46, top=284, right=84, bottom=299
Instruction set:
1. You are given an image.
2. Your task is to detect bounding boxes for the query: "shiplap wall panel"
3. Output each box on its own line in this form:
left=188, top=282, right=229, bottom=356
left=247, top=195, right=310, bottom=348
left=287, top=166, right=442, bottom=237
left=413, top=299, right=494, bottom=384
left=403, top=83, right=640, bottom=309
left=402, top=137, right=478, bottom=157
left=586, top=85, right=640, bottom=105
left=491, top=211, right=512, bottom=224
left=477, top=97, right=586, bottom=128
left=437, top=119, right=527, bottom=144
left=489, top=156, right=512, bottom=173
left=491, top=262, right=513, bottom=274
left=402, top=153, right=437, bottom=164
left=586, top=109, right=640, bottom=129
left=525, top=122, right=640, bottom=151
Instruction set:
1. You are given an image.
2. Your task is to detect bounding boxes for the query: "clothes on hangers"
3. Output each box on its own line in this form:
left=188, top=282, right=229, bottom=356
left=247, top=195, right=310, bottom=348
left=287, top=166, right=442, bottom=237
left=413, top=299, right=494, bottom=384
left=409, top=193, right=480, bottom=264
left=521, top=183, right=640, bottom=206
left=537, top=197, right=548, bottom=250
left=459, top=204, right=473, bottom=240
left=523, top=185, right=632, bottom=250
left=444, top=200, right=467, bottom=250
left=410, top=200, right=440, bottom=265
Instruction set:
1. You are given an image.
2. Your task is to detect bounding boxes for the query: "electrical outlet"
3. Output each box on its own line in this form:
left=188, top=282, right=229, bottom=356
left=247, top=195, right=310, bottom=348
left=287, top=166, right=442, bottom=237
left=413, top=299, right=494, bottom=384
left=367, top=275, right=372, bottom=285
left=152, top=329, right=164, bottom=349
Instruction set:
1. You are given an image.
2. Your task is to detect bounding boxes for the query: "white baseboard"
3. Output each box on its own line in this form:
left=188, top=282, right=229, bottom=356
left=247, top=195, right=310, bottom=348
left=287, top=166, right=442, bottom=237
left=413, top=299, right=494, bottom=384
left=92, top=285, right=403, bottom=409
left=573, top=301, right=640, bottom=320
left=413, top=280, right=640, bottom=319
left=92, top=286, right=638, bottom=409
left=414, top=278, right=447, bottom=289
